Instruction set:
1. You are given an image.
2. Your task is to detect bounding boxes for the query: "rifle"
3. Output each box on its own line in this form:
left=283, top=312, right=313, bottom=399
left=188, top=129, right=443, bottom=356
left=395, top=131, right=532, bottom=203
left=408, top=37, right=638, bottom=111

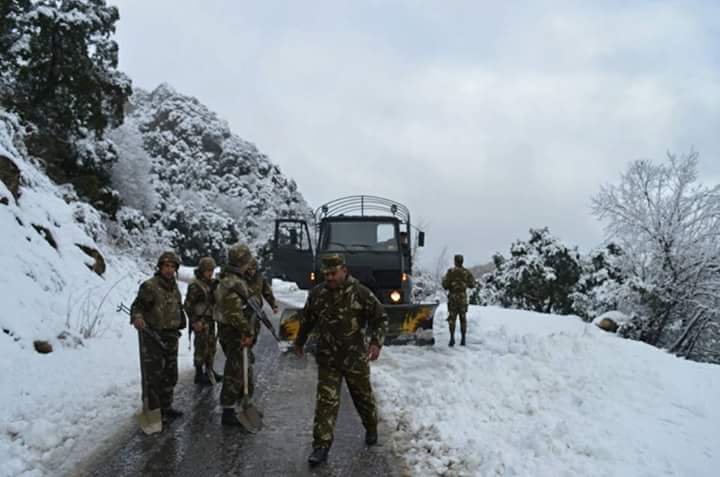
left=117, top=302, right=167, bottom=351
left=246, top=296, right=281, bottom=342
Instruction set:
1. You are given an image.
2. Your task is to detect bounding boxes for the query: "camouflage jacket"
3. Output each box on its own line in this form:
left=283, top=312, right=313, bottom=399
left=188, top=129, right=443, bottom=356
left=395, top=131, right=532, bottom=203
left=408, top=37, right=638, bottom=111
left=130, top=274, right=186, bottom=330
left=184, top=272, right=217, bottom=324
left=296, top=276, right=387, bottom=368
left=213, top=269, right=253, bottom=337
left=442, top=266, right=476, bottom=304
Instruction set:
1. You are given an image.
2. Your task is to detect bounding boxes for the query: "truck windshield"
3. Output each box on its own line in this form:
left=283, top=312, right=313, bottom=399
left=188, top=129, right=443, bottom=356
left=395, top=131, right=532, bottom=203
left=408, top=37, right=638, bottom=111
left=321, top=221, right=399, bottom=252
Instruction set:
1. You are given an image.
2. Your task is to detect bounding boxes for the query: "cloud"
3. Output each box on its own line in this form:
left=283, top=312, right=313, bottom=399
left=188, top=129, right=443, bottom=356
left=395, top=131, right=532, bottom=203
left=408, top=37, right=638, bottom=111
left=111, top=0, right=720, bottom=267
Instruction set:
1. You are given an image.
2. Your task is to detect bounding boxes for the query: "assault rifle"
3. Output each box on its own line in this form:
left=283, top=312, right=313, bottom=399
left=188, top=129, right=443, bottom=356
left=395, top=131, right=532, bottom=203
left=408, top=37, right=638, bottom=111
left=246, top=296, right=281, bottom=342
left=117, top=302, right=167, bottom=350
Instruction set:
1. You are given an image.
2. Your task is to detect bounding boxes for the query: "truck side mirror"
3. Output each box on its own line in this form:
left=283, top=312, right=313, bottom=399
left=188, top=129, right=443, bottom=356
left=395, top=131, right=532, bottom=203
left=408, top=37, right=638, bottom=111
left=418, top=231, right=425, bottom=247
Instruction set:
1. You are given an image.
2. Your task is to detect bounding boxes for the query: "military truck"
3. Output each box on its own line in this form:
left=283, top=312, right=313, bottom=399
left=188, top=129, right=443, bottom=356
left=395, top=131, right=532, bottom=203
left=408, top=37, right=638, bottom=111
left=267, top=195, right=438, bottom=345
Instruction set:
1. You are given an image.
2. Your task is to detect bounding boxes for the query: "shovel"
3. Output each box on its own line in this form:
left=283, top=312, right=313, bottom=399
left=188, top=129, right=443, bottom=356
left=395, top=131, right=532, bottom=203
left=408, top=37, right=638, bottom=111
left=240, top=346, right=263, bottom=430
left=137, top=331, right=162, bottom=435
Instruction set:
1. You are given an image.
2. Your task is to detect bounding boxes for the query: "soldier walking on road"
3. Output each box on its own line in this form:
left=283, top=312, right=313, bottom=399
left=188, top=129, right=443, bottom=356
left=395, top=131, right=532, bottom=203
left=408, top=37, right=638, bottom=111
left=130, top=251, right=186, bottom=422
left=442, top=254, right=476, bottom=347
left=214, top=244, right=257, bottom=426
left=294, top=254, right=388, bottom=466
left=184, top=256, right=222, bottom=385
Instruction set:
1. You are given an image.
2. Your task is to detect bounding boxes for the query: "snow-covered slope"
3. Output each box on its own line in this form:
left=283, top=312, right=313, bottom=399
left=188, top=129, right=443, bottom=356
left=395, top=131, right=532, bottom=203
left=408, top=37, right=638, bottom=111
left=110, top=84, right=312, bottom=262
left=375, top=306, right=720, bottom=477
left=0, top=111, right=194, bottom=477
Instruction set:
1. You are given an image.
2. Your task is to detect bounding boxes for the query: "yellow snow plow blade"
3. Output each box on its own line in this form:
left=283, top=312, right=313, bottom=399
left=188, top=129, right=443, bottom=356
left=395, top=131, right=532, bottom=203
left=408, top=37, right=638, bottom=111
left=279, top=303, right=438, bottom=346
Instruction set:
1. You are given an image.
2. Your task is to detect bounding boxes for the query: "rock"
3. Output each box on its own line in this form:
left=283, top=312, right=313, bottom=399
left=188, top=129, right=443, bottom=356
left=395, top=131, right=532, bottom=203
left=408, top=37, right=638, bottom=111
left=0, top=154, right=21, bottom=201
left=75, top=244, right=106, bottom=276
left=33, top=340, right=53, bottom=354
left=596, top=317, right=619, bottom=333
left=32, top=224, right=58, bottom=249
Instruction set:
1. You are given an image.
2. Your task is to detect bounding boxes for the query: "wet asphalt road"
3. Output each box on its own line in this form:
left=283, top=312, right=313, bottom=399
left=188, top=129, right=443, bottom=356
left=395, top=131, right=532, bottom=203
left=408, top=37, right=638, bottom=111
left=72, top=311, right=403, bottom=477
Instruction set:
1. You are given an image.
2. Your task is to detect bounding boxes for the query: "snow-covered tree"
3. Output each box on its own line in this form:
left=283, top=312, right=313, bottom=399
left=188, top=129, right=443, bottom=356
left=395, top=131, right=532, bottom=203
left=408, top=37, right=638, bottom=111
left=570, top=243, right=627, bottom=321
left=478, top=228, right=582, bottom=315
left=592, top=151, right=720, bottom=362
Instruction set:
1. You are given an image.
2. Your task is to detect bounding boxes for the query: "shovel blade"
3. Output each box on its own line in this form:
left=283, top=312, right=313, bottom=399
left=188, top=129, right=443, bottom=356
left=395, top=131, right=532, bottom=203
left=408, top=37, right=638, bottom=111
left=236, top=410, right=258, bottom=433
left=242, top=403, right=264, bottom=430
left=137, top=407, right=162, bottom=435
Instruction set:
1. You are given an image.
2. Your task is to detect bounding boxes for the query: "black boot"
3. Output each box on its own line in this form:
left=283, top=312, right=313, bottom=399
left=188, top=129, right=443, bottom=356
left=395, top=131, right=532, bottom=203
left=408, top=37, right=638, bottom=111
left=449, top=324, right=455, bottom=347
left=460, top=333, right=466, bottom=346
left=365, top=430, right=378, bottom=445
left=162, top=407, right=183, bottom=420
left=221, top=408, right=242, bottom=426
left=308, top=447, right=329, bottom=466
left=195, top=366, right=210, bottom=385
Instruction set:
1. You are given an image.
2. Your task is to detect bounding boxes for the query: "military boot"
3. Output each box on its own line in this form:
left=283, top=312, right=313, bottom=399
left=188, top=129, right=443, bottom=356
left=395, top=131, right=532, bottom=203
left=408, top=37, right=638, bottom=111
left=162, top=407, right=183, bottom=421
left=460, top=332, right=466, bottom=346
left=221, top=408, right=243, bottom=427
left=194, top=366, right=210, bottom=385
left=448, top=324, right=455, bottom=347
left=308, top=447, right=329, bottom=466
left=365, top=430, right=378, bottom=445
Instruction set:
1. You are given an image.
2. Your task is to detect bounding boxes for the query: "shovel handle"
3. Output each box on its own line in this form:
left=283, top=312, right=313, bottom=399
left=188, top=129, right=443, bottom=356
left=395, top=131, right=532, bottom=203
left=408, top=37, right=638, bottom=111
left=243, top=346, right=249, bottom=399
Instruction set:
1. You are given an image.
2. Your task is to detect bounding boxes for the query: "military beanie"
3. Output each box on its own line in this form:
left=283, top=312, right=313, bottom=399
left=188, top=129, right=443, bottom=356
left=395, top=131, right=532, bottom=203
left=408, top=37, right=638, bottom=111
left=454, top=254, right=464, bottom=266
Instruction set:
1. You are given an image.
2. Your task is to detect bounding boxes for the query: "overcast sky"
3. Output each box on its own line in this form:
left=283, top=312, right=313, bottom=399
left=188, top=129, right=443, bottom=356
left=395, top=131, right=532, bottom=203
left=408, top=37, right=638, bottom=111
left=110, top=0, right=720, bottom=268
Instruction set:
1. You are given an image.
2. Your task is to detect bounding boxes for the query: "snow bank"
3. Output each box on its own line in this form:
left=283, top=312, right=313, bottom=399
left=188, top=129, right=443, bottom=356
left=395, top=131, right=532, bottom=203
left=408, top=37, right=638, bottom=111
left=374, top=306, right=720, bottom=476
left=0, top=114, right=193, bottom=477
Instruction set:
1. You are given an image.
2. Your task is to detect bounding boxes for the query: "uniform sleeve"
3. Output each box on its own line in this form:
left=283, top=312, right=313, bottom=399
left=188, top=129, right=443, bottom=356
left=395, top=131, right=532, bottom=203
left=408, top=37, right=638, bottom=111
left=130, top=282, right=153, bottom=324
left=183, top=283, right=202, bottom=323
left=261, top=277, right=277, bottom=308
left=441, top=270, right=450, bottom=290
left=466, top=270, right=477, bottom=288
left=295, top=291, right=318, bottom=347
left=220, top=285, right=252, bottom=336
left=364, top=289, right=387, bottom=347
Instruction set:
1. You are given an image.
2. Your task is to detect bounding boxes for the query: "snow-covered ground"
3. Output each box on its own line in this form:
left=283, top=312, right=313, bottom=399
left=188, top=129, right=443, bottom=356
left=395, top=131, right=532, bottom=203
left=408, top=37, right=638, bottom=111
left=375, top=306, right=720, bottom=477
left=273, top=281, right=720, bottom=477
left=0, top=120, right=196, bottom=477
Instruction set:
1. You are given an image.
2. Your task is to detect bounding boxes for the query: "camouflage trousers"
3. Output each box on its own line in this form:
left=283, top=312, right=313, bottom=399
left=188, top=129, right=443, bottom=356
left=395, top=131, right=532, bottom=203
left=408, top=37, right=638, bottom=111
left=447, top=300, right=468, bottom=335
left=313, top=362, right=378, bottom=449
left=193, top=318, right=217, bottom=369
left=140, top=329, right=179, bottom=410
left=218, top=323, right=254, bottom=407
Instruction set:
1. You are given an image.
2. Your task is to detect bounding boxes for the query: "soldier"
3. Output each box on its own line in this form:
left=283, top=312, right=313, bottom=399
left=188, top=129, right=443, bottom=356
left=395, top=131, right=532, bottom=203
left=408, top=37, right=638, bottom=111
left=184, top=256, right=222, bottom=385
left=294, top=254, right=388, bottom=466
left=441, top=254, right=476, bottom=347
left=245, top=256, right=279, bottom=343
left=214, top=244, right=256, bottom=426
left=130, top=251, right=186, bottom=421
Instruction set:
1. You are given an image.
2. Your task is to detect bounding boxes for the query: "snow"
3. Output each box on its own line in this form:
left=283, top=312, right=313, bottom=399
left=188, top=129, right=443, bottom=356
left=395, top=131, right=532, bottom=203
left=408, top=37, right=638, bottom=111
left=374, top=306, right=720, bottom=477
left=269, top=280, right=720, bottom=476
left=0, top=116, right=195, bottom=477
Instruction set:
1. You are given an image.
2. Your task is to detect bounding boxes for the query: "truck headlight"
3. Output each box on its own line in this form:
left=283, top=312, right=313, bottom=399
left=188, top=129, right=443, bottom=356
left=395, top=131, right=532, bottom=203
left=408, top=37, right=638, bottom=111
left=389, top=290, right=402, bottom=303
left=310, top=272, right=316, bottom=283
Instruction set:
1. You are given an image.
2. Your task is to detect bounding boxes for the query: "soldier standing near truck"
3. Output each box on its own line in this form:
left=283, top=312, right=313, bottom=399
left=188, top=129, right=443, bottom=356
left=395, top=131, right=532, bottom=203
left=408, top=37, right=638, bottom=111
left=442, top=254, right=476, bottom=347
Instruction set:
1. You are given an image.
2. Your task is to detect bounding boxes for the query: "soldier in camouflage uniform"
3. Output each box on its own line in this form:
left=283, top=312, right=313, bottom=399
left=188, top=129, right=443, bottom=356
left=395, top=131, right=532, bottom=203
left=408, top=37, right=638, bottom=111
left=245, top=256, right=279, bottom=343
left=184, top=256, right=221, bottom=385
left=294, top=254, right=388, bottom=466
left=130, top=251, right=186, bottom=421
left=214, top=244, right=256, bottom=426
left=441, top=254, right=476, bottom=347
